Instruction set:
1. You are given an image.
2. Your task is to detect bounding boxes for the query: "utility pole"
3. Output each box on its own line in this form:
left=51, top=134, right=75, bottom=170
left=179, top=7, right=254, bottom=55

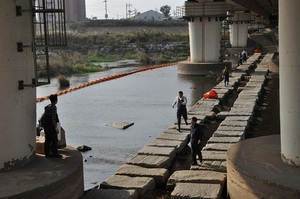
left=104, top=0, right=108, bottom=19
left=126, top=3, right=132, bottom=18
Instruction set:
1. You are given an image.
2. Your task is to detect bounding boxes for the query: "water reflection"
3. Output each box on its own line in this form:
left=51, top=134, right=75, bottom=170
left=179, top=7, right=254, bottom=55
left=177, top=74, right=218, bottom=106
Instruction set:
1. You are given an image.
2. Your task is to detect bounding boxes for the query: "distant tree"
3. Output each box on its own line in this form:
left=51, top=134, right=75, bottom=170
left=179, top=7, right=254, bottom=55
left=160, top=5, right=171, bottom=20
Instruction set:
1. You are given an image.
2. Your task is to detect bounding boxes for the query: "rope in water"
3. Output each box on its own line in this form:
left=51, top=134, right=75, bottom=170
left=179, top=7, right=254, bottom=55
left=36, top=62, right=178, bottom=103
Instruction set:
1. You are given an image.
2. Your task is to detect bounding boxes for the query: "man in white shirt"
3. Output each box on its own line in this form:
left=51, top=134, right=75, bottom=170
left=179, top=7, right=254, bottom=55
left=172, top=91, right=188, bottom=132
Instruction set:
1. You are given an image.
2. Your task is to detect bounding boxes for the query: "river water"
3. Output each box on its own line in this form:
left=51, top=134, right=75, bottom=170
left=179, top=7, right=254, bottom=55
left=36, top=64, right=217, bottom=190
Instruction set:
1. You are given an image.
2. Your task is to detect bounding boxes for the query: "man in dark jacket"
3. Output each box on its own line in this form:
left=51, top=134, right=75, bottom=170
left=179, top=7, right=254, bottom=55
left=190, top=117, right=204, bottom=165
left=43, top=94, right=62, bottom=158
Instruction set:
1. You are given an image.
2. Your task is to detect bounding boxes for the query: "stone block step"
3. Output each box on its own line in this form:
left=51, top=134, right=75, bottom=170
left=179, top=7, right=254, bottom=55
left=202, top=151, right=227, bottom=161
left=100, top=175, right=155, bottom=197
left=231, top=103, right=258, bottom=109
left=82, top=188, right=138, bottom=199
left=163, top=128, right=189, bottom=134
left=233, top=100, right=257, bottom=106
left=188, top=111, right=216, bottom=118
left=137, top=146, right=176, bottom=159
left=156, top=132, right=189, bottom=141
left=191, top=161, right=227, bottom=173
left=203, top=143, right=234, bottom=151
left=126, top=154, right=172, bottom=168
left=171, top=183, right=222, bottom=199
left=223, top=115, right=251, bottom=121
left=207, top=136, right=242, bottom=144
left=148, top=138, right=187, bottom=153
left=216, top=125, right=247, bottom=132
left=230, top=106, right=258, bottom=113
left=213, top=130, right=245, bottom=138
left=167, top=125, right=191, bottom=132
left=219, top=120, right=249, bottom=127
left=115, top=164, right=169, bottom=188
left=216, top=111, right=253, bottom=119
left=167, top=170, right=226, bottom=191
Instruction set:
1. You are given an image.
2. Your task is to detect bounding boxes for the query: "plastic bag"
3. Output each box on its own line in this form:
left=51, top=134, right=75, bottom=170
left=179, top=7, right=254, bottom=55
left=203, top=89, right=218, bottom=99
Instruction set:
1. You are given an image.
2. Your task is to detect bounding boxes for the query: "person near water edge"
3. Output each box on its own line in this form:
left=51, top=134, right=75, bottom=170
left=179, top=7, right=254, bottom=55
left=43, top=94, right=62, bottom=158
left=172, top=91, right=188, bottom=132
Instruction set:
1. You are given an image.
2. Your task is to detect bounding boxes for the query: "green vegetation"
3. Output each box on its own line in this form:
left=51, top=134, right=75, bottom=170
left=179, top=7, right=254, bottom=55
left=72, top=65, right=105, bottom=73
left=41, top=21, right=190, bottom=77
left=160, top=5, right=171, bottom=20
left=85, top=55, right=118, bottom=63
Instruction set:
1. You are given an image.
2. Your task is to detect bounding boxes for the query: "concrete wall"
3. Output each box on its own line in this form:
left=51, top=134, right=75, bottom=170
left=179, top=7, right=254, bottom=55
left=0, top=0, right=36, bottom=171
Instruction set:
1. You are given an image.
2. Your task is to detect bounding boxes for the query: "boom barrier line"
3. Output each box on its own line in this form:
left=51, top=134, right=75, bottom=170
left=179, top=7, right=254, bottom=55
left=36, top=62, right=178, bottom=103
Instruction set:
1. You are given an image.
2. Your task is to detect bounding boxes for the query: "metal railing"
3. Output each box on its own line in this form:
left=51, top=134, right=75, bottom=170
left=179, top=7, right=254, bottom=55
left=32, top=0, right=67, bottom=86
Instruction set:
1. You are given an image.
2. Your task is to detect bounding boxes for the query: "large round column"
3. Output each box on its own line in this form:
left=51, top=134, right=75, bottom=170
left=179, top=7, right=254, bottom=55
left=279, top=0, right=300, bottom=166
left=0, top=1, right=36, bottom=171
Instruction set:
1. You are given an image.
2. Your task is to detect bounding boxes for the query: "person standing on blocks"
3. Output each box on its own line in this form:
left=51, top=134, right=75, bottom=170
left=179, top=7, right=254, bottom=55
left=242, top=49, right=248, bottom=64
left=190, top=117, right=204, bottom=165
left=222, top=65, right=230, bottom=86
left=43, top=94, right=62, bottom=158
left=172, top=91, right=188, bottom=132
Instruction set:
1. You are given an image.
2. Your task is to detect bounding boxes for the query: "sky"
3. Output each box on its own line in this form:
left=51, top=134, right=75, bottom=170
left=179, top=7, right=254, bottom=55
left=85, top=0, right=185, bottom=19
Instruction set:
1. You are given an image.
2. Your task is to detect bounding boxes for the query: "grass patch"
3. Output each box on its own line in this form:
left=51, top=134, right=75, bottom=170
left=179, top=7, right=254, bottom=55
left=85, top=55, right=118, bottom=63
left=123, top=51, right=138, bottom=59
left=72, top=65, right=105, bottom=74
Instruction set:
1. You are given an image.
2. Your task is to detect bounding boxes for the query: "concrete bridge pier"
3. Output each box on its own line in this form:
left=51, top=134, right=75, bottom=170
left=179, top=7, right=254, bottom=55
left=279, top=0, right=300, bottom=166
left=178, top=1, right=232, bottom=76
left=229, top=12, right=252, bottom=48
left=0, top=0, right=36, bottom=171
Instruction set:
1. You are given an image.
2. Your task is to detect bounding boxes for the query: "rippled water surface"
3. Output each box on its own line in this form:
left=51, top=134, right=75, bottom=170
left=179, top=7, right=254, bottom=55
left=36, top=64, right=217, bottom=190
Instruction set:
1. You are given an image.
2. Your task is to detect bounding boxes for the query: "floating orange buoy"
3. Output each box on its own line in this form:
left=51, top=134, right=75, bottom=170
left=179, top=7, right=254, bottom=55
left=36, top=62, right=178, bottom=103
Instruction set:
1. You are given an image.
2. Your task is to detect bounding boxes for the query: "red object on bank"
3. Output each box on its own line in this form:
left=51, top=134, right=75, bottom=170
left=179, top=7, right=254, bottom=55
left=203, top=89, right=218, bottom=99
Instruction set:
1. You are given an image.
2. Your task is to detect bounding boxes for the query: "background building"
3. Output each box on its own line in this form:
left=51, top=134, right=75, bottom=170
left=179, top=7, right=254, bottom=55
left=134, top=10, right=164, bottom=21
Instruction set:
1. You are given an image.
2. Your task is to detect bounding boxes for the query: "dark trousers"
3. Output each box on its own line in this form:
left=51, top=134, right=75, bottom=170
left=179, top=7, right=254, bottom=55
left=177, top=106, right=187, bottom=129
left=44, top=129, right=58, bottom=156
left=224, top=75, right=229, bottom=85
left=191, top=143, right=202, bottom=163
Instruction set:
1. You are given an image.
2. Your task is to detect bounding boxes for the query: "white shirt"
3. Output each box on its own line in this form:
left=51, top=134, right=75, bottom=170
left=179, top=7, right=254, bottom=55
left=172, top=96, right=187, bottom=109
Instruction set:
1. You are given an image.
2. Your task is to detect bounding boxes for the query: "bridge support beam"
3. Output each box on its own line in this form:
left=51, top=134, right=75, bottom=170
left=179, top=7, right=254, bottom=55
left=279, top=0, right=300, bottom=166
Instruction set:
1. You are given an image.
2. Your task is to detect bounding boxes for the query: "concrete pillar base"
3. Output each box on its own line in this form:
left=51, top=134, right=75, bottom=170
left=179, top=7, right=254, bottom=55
left=227, top=135, right=300, bottom=199
left=0, top=146, right=84, bottom=199
left=177, top=61, right=231, bottom=76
